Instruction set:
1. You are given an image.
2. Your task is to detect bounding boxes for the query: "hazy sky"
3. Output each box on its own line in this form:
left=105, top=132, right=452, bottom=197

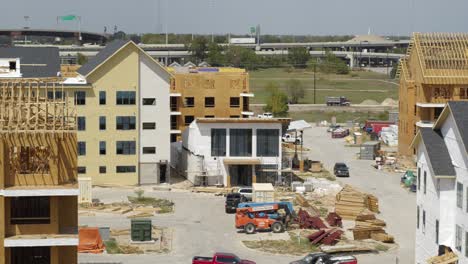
left=2, top=0, right=467, bottom=36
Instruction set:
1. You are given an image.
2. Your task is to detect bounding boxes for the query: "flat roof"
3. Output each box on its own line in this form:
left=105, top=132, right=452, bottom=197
left=197, top=118, right=289, bottom=124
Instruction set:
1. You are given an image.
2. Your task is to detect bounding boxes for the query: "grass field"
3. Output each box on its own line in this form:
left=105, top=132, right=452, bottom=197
left=289, top=110, right=389, bottom=123
left=250, top=68, right=398, bottom=104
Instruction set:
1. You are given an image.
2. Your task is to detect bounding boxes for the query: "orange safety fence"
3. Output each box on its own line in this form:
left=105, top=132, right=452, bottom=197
left=78, top=227, right=105, bottom=253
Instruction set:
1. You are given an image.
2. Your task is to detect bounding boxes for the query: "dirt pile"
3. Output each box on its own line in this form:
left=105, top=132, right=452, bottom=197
left=360, top=99, right=379, bottom=105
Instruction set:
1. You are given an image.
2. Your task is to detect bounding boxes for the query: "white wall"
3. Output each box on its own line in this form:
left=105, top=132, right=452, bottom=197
left=182, top=121, right=282, bottom=186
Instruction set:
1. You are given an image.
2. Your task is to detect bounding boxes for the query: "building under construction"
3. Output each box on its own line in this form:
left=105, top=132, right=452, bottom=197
left=397, top=33, right=468, bottom=155
left=0, top=79, right=78, bottom=264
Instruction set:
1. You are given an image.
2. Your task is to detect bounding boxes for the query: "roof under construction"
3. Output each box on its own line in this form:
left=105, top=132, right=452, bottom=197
left=399, top=33, right=468, bottom=84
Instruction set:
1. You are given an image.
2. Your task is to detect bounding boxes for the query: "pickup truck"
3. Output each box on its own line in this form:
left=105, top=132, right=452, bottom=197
left=193, top=252, right=255, bottom=264
left=282, top=134, right=302, bottom=144
left=290, top=253, right=357, bottom=264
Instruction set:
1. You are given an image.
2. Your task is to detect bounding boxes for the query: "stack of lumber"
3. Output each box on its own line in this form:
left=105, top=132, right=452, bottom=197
left=367, top=194, right=379, bottom=213
left=335, top=185, right=380, bottom=220
left=427, top=251, right=458, bottom=264
left=335, top=185, right=368, bottom=220
left=352, top=213, right=394, bottom=243
left=295, top=194, right=320, bottom=216
left=320, top=244, right=372, bottom=254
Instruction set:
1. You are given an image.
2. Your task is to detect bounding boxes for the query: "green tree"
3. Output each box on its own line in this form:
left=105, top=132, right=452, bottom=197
left=264, top=82, right=289, bottom=117
left=286, top=79, right=305, bottom=104
left=288, top=47, right=310, bottom=68
left=317, top=51, right=349, bottom=74
left=390, top=63, right=398, bottom=79
left=225, top=46, right=259, bottom=70
left=187, top=36, right=208, bottom=64
left=207, top=43, right=225, bottom=66
left=77, top=53, right=88, bottom=65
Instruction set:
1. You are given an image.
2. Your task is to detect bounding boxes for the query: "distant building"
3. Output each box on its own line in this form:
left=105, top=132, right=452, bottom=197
left=412, top=101, right=468, bottom=263
left=398, top=33, right=468, bottom=156
left=169, top=67, right=254, bottom=142
left=66, top=40, right=172, bottom=185
left=179, top=118, right=283, bottom=187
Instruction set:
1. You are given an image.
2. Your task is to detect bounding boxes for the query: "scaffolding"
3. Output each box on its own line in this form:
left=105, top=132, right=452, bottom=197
left=0, top=78, right=76, bottom=134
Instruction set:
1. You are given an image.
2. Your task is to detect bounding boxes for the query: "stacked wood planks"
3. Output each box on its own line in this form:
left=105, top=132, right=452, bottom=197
left=335, top=185, right=368, bottom=220
left=427, top=251, right=458, bottom=264
left=352, top=213, right=394, bottom=243
left=335, top=185, right=380, bottom=220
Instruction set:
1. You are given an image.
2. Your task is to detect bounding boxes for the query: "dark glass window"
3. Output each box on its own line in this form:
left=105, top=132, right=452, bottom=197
left=116, top=166, right=136, bottom=173
left=77, top=116, right=86, bottom=131
left=74, top=91, right=86, bottom=105
left=77, top=166, right=86, bottom=174
left=143, top=98, right=156, bottom=105
left=11, top=197, right=50, bottom=224
left=142, top=122, right=156, bottom=130
left=78, top=141, right=86, bottom=156
left=99, top=116, right=106, bottom=130
left=116, top=116, right=136, bottom=130
left=184, top=97, right=194, bottom=107
left=211, top=129, right=226, bottom=156
left=47, top=91, right=65, bottom=100
left=99, top=91, right=106, bottom=105
left=99, top=141, right=106, bottom=155
left=230, top=97, right=240, bottom=107
left=257, top=129, right=279, bottom=157
left=230, top=129, right=252, bottom=156
left=184, top=116, right=194, bottom=125
left=116, top=141, right=136, bottom=155
left=11, top=247, right=51, bottom=264
left=142, top=147, right=156, bottom=154
left=116, top=91, right=136, bottom=105
left=205, top=97, right=215, bottom=107
left=99, top=166, right=106, bottom=174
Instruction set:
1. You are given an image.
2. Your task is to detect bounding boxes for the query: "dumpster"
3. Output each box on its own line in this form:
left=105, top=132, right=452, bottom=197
left=131, top=219, right=152, bottom=242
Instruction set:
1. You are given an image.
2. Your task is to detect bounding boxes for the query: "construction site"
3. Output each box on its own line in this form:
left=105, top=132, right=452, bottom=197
left=0, top=79, right=78, bottom=264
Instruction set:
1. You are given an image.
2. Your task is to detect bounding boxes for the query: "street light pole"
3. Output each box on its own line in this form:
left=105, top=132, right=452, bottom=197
left=313, top=62, right=317, bottom=104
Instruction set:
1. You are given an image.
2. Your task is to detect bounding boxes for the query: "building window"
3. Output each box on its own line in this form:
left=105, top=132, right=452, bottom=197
left=230, top=129, right=252, bottom=157
left=99, top=141, right=106, bottom=155
left=434, top=107, right=443, bottom=120
left=99, top=116, right=106, bottom=130
left=257, top=129, right=279, bottom=157
left=99, top=91, right=106, bottom=105
left=116, top=141, right=136, bottom=155
left=230, top=97, right=240, bottom=108
left=143, top=98, right=156, bottom=105
left=74, top=91, right=86, bottom=105
left=456, top=225, right=462, bottom=251
left=99, top=166, right=106, bottom=174
left=184, top=116, right=194, bottom=126
left=142, top=122, right=156, bottom=130
left=47, top=91, right=65, bottom=100
left=116, top=91, right=136, bottom=105
left=77, top=116, right=86, bottom=131
left=211, top=129, right=226, bottom=156
left=11, top=197, right=50, bottom=225
left=142, top=147, right=156, bottom=154
left=77, top=166, right=86, bottom=174
left=417, top=206, right=420, bottom=229
left=78, top=141, right=86, bottom=156
left=417, top=167, right=421, bottom=191
left=205, top=115, right=215, bottom=118
left=422, top=210, right=426, bottom=233
left=184, top=97, right=194, bottom=107
left=424, top=171, right=427, bottom=194
left=116, top=166, right=136, bottom=173
left=435, top=219, right=439, bottom=244
left=205, top=97, right=215, bottom=108
left=116, top=116, right=136, bottom=130
left=230, top=115, right=240, bottom=118
left=11, top=247, right=50, bottom=264
left=457, top=182, right=463, bottom=209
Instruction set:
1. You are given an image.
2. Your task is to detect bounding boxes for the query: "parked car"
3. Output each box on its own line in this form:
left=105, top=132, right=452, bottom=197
left=237, top=187, right=253, bottom=201
left=290, top=253, right=357, bottom=264
left=282, top=134, right=302, bottom=144
left=257, top=112, right=273, bottom=118
left=327, top=124, right=341, bottom=132
left=333, top=162, right=350, bottom=177
left=225, top=193, right=243, bottom=213
left=193, top=252, right=255, bottom=264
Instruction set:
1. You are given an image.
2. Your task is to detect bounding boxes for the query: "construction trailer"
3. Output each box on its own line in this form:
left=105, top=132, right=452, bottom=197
left=0, top=79, right=78, bottom=264
left=397, top=32, right=468, bottom=155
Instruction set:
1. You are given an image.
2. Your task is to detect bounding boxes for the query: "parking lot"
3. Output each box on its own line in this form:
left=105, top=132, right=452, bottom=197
left=79, top=125, right=415, bottom=264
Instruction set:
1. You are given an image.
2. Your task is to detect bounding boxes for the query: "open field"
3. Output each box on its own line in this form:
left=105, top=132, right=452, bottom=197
left=289, top=110, right=389, bottom=123
left=250, top=68, right=398, bottom=104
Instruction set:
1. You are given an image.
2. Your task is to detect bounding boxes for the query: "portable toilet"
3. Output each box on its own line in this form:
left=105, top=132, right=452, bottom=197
left=131, top=219, right=152, bottom=242
left=252, top=183, right=275, bottom=203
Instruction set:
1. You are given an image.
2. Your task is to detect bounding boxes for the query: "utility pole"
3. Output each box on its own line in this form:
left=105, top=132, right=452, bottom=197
left=313, top=62, right=317, bottom=104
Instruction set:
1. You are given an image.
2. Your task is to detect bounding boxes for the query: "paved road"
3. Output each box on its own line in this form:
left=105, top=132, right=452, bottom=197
left=302, top=126, right=416, bottom=264
left=79, top=125, right=415, bottom=264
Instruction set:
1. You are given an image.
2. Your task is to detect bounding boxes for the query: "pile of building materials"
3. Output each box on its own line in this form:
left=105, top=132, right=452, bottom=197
left=326, top=212, right=343, bottom=227
left=380, top=125, right=398, bottom=146
left=427, top=251, right=458, bottom=264
left=297, top=208, right=327, bottom=229
left=307, top=229, right=344, bottom=246
left=292, top=178, right=343, bottom=196
left=352, top=213, right=394, bottom=243
left=335, top=185, right=379, bottom=219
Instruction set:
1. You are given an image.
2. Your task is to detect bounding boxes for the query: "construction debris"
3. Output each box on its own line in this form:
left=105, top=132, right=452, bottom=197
left=335, top=185, right=379, bottom=220
left=307, top=229, right=343, bottom=245
left=320, top=244, right=373, bottom=254
left=297, top=209, right=327, bottom=229
left=326, top=212, right=343, bottom=227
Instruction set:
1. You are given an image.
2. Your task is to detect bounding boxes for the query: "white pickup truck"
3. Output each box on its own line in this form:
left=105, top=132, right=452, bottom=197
left=257, top=112, right=273, bottom=118
left=282, top=134, right=302, bottom=144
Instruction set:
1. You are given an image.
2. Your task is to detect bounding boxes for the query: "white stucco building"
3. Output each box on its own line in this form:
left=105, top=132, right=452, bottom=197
left=179, top=118, right=284, bottom=187
left=412, top=101, right=468, bottom=263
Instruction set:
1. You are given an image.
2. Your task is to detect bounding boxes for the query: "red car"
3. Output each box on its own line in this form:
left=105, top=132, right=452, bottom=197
left=192, top=252, right=255, bottom=264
